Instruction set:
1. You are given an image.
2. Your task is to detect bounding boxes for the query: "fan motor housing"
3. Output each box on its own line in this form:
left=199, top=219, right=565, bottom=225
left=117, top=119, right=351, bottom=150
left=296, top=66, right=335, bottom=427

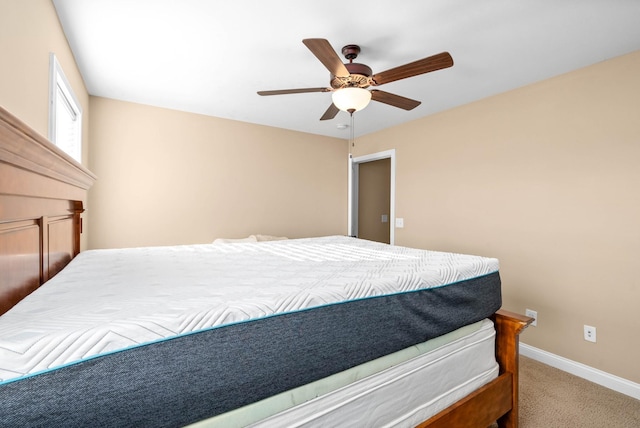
left=330, top=62, right=373, bottom=89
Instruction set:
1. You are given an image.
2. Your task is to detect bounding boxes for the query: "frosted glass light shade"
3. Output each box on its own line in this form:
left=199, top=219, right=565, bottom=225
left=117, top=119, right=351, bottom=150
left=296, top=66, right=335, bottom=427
left=332, top=88, right=372, bottom=112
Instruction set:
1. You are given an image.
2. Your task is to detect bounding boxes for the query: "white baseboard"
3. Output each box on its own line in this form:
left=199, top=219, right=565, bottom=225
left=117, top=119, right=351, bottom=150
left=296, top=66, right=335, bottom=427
left=520, top=343, right=640, bottom=400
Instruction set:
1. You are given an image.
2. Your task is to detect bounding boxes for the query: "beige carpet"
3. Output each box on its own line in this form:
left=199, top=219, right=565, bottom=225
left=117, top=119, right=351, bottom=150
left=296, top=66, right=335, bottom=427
left=515, top=356, right=640, bottom=427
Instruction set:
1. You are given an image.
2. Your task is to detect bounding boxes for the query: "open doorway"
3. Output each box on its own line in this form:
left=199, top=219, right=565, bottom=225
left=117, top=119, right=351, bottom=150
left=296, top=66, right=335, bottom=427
left=358, top=158, right=391, bottom=243
left=349, top=149, right=396, bottom=245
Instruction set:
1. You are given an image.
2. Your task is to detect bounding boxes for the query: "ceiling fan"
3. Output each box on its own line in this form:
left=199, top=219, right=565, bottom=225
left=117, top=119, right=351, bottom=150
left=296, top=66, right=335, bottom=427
left=257, top=38, right=454, bottom=120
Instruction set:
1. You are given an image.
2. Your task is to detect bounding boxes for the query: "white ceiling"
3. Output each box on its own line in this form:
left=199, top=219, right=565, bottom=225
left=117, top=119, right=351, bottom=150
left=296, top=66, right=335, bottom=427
left=52, top=0, right=640, bottom=139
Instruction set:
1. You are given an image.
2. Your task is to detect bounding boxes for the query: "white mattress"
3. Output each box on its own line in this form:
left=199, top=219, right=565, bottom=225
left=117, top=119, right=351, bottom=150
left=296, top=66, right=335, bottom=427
left=0, top=236, right=499, bottom=383
left=191, top=318, right=498, bottom=428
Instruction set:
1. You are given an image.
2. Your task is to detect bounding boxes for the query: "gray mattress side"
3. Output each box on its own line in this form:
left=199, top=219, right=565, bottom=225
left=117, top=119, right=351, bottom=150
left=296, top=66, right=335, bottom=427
left=0, top=271, right=501, bottom=428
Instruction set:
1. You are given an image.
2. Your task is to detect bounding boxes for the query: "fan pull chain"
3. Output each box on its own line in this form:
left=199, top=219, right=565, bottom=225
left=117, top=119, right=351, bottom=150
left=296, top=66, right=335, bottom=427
left=350, top=112, right=355, bottom=150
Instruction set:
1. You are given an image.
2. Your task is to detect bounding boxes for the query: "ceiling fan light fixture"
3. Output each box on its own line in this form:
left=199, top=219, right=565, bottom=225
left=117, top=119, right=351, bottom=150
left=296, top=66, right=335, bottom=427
left=332, top=87, right=372, bottom=113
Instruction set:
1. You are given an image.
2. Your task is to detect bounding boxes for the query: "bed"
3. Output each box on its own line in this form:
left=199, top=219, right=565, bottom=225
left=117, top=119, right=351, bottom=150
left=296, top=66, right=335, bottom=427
left=0, top=105, right=532, bottom=427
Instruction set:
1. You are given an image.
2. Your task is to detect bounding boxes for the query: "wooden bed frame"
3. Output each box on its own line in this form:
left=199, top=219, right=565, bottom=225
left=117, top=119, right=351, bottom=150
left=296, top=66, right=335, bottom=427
left=0, top=105, right=532, bottom=427
left=0, top=106, right=95, bottom=315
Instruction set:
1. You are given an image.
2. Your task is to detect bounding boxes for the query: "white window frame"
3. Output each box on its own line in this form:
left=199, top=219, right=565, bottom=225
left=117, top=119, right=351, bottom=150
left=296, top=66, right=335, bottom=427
left=49, top=53, right=82, bottom=162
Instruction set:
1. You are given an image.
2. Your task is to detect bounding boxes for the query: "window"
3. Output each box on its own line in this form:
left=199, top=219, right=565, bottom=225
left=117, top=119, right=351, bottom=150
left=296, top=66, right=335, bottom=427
left=49, top=53, right=82, bottom=162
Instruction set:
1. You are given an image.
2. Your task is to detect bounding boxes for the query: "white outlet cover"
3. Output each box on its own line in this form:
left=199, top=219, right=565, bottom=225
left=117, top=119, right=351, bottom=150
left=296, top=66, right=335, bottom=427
left=584, top=325, right=597, bottom=343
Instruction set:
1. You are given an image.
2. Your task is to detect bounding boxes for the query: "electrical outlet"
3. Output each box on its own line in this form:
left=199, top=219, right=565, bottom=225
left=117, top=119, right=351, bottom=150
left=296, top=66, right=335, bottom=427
left=525, top=309, right=537, bottom=327
left=584, top=325, right=597, bottom=342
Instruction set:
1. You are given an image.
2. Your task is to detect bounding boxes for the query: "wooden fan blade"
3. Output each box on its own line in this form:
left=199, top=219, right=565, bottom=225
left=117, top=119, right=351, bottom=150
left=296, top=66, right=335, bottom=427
left=302, top=39, right=350, bottom=78
left=371, top=52, right=453, bottom=86
left=320, top=103, right=340, bottom=121
left=257, top=87, right=330, bottom=96
left=371, top=90, right=421, bottom=110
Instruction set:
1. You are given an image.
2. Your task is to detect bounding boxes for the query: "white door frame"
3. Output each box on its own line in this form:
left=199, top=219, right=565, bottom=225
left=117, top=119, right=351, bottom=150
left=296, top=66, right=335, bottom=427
left=348, top=149, right=396, bottom=245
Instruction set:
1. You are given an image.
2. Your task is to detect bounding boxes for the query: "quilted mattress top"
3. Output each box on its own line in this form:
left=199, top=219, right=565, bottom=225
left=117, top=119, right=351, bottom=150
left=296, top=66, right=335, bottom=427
left=0, top=236, right=498, bottom=382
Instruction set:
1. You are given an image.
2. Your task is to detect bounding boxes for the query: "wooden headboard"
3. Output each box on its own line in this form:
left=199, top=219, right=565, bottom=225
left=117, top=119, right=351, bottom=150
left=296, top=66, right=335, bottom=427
left=0, top=106, right=96, bottom=315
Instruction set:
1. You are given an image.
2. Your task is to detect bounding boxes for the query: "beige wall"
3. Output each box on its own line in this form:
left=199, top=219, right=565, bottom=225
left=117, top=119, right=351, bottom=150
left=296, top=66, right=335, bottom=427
left=0, top=0, right=91, bottom=248
left=354, top=51, right=640, bottom=382
left=0, top=0, right=89, bottom=161
left=88, top=97, right=348, bottom=248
